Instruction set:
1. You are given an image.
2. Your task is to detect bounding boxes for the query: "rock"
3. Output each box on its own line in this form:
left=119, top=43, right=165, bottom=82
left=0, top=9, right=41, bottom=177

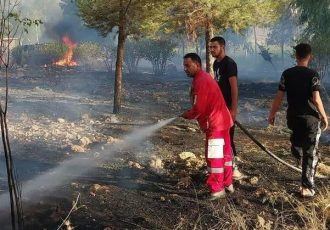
left=179, top=152, right=196, bottom=160
left=79, top=137, right=92, bottom=146
left=242, top=199, right=250, bottom=206
left=150, top=157, right=163, bottom=169
left=107, top=136, right=115, bottom=143
left=58, top=118, right=65, bottom=123
left=90, top=184, right=109, bottom=194
left=257, top=214, right=272, bottom=230
left=71, top=145, right=85, bottom=153
left=128, top=161, right=144, bottom=169
left=243, top=102, right=254, bottom=111
left=91, top=184, right=102, bottom=192
left=71, top=183, right=79, bottom=188
left=52, top=129, right=61, bottom=135
left=89, top=191, right=96, bottom=197
left=160, top=196, right=166, bottom=201
left=65, top=133, right=74, bottom=139
left=168, top=125, right=185, bottom=131
left=250, top=176, right=259, bottom=185
left=82, top=114, right=89, bottom=120
left=187, top=127, right=196, bottom=132
left=31, top=125, right=39, bottom=131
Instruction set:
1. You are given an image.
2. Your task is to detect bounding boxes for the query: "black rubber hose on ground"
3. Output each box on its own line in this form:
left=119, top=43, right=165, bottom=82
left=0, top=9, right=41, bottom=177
left=235, top=120, right=328, bottom=179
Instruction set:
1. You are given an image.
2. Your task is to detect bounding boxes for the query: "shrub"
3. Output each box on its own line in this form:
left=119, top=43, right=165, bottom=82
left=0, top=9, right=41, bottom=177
left=139, top=39, right=177, bottom=76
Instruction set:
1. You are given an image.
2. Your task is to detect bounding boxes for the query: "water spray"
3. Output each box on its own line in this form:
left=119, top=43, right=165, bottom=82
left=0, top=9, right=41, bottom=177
left=0, top=117, right=176, bottom=216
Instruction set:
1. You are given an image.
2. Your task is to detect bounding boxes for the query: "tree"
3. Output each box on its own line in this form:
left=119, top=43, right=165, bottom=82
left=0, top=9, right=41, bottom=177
left=76, top=0, right=172, bottom=113
left=169, top=0, right=287, bottom=72
left=139, top=38, right=177, bottom=76
left=124, top=39, right=142, bottom=74
left=293, top=0, right=330, bottom=79
left=0, top=1, right=41, bottom=229
left=267, top=6, right=298, bottom=66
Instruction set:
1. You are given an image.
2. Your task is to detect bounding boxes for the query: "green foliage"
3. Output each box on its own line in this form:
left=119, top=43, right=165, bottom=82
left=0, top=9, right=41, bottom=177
left=124, top=39, right=142, bottom=74
left=294, top=0, right=330, bottom=78
left=267, top=7, right=297, bottom=46
left=75, top=42, right=103, bottom=68
left=76, top=0, right=172, bottom=37
left=11, top=43, right=66, bottom=66
left=168, top=0, right=287, bottom=40
left=139, top=39, right=177, bottom=76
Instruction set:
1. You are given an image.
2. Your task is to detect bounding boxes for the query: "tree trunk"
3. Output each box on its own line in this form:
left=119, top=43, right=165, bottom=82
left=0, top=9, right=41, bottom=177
left=281, top=41, right=284, bottom=68
left=253, top=26, right=257, bottom=54
left=113, top=2, right=126, bottom=114
left=195, top=38, right=199, bottom=55
left=205, top=18, right=214, bottom=73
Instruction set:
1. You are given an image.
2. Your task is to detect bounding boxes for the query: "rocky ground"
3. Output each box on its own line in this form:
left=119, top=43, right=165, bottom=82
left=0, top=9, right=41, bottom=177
left=0, top=67, right=329, bottom=229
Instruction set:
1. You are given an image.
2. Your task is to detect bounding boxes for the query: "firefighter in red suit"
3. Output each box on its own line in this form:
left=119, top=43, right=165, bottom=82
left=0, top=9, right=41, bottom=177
left=180, top=53, right=234, bottom=200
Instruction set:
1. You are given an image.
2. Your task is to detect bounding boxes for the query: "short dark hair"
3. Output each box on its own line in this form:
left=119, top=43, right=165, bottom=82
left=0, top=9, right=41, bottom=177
left=184, top=53, right=202, bottom=66
left=294, top=43, right=312, bottom=59
left=210, top=36, right=226, bottom=46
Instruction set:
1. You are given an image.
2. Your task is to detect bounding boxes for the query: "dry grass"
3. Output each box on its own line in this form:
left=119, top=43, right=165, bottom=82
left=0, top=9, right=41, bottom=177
left=176, top=182, right=330, bottom=229
left=317, top=163, right=330, bottom=176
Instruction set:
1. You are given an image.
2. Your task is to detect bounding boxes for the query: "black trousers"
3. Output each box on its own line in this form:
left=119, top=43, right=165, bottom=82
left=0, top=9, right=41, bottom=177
left=230, top=124, right=237, bottom=157
left=287, top=115, right=321, bottom=189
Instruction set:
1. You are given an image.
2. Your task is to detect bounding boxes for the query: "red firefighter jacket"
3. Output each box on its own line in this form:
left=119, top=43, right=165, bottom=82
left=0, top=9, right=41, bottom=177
left=183, top=69, right=233, bottom=133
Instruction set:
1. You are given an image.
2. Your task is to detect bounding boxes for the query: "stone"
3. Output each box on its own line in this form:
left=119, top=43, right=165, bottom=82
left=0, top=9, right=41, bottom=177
left=58, top=118, right=66, bottom=123
left=71, top=145, right=85, bottom=153
left=250, top=176, right=259, bottom=185
left=79, top=137, right=92, bottom=146
left=150, top=158, right=163, bottom=169
left=179, top=152, right=196, bottom=160
left=128, top=161, right=144, bottom=169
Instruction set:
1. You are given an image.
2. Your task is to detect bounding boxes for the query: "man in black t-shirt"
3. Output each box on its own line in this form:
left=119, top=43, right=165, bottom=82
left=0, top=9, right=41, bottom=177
left=210, top=36, right=241, bottom=180
left=269, top=43, right=328, bottom=197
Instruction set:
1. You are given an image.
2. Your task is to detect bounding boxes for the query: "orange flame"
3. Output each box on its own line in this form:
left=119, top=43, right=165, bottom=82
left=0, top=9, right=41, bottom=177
left=54, top=36, right=78, bottom=66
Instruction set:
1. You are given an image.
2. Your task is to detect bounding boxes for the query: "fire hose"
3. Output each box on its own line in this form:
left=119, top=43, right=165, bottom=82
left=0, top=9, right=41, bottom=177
left=235, top=120, right=329, bottom=179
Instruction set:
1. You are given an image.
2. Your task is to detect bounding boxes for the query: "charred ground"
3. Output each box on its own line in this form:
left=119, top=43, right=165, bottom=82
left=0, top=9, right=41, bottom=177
left=0, top=68, right=329, bottom=229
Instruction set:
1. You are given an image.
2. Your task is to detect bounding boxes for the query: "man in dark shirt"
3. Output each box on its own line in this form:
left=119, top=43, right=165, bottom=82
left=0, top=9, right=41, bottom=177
left=268, top=43, right=328, bottom=197
left=210, top=36, right=242, bottom=179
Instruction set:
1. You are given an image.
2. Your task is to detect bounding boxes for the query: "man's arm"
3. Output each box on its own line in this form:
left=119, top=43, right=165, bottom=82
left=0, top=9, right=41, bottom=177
left=312, top=91, right=328, bottom=131
left=268, top=90, right=285, bottom=125
left=229, top=76, right=238, bottom=121
left=181, top=80, right=207, bottom=119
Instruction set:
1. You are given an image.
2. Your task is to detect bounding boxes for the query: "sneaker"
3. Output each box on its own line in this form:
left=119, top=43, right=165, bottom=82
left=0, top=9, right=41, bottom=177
left=301, top=188, right=315, bottom=197
left=208, top=190, right=226, bottom=200
left=233, top=168, right=244, bottom=180
left=225, top=184, right=235, bottom=193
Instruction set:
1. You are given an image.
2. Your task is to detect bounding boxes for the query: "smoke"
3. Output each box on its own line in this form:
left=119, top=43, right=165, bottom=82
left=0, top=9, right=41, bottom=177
left=19, top=0, right=102, bottom=44
left=0, top=117, right=176, bottom=215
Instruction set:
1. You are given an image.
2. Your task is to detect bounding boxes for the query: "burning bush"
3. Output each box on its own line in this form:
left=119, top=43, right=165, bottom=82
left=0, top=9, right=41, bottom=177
left=12, top=41, right=105, bottom=69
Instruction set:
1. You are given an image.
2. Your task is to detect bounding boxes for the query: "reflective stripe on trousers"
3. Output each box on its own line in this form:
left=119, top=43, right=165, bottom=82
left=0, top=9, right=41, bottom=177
left=208, top=167, right=224, bottom=173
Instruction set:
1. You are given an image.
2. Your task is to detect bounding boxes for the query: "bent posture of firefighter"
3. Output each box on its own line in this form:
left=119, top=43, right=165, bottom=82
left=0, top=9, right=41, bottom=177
left=181, top=53, right=234, bottom=200
left=268, top=43, right=328, bottom=197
